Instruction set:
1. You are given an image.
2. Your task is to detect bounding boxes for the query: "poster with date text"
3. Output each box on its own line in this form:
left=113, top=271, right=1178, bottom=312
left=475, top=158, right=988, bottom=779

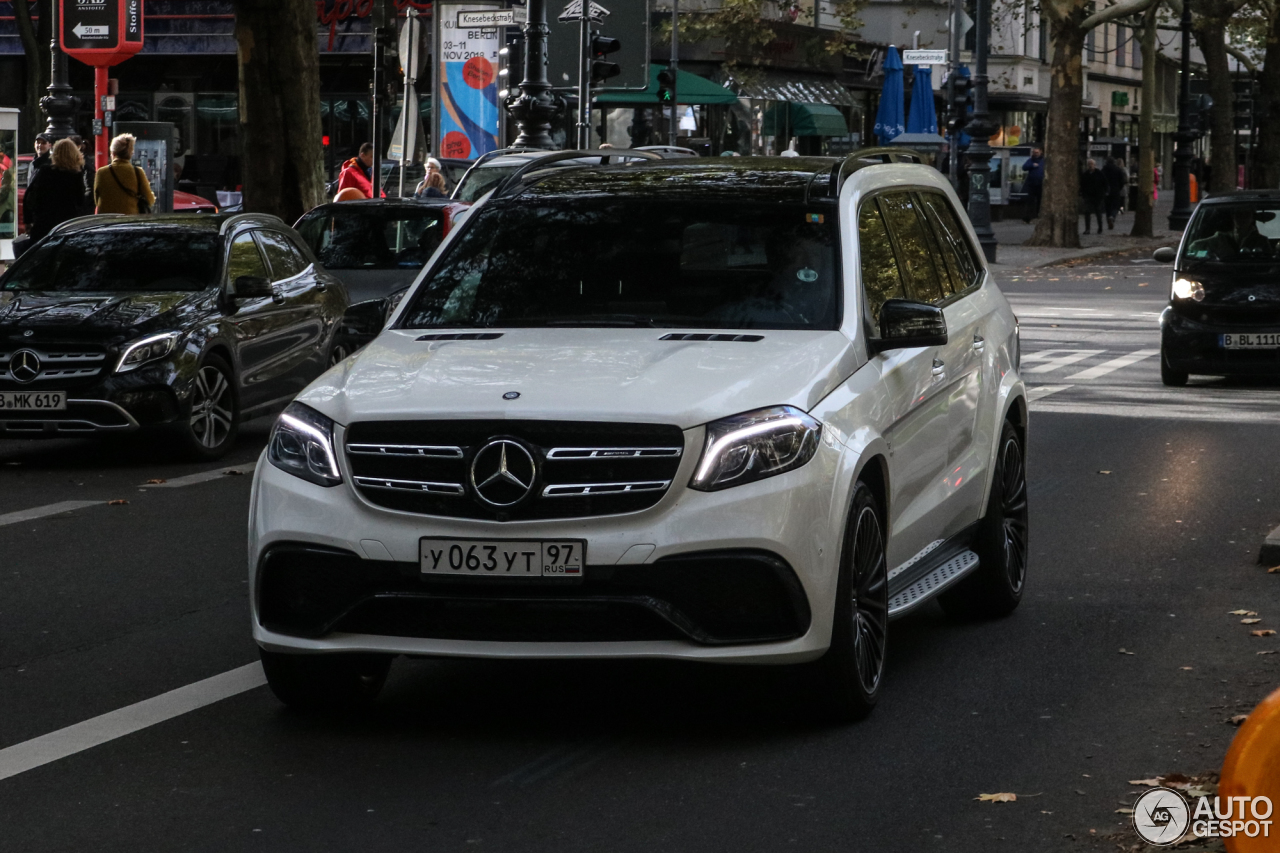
left=434, top=4, right=501, bottom=160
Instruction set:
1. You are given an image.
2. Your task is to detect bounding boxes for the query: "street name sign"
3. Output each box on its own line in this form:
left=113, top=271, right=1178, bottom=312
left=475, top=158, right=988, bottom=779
left=60, top=0, right=144, bottom=66
left=902, top=49, right=947, bottom=65
left=458, top=8, right=527, bottom=26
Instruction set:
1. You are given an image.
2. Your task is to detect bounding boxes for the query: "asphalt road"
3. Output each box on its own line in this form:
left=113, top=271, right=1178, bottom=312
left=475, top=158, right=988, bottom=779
left=1, top=260, right=1278, bottom=852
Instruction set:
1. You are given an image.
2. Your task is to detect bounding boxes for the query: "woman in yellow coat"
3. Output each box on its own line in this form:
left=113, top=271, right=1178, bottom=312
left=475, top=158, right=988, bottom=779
left=93, top=133, right=156, bottom=215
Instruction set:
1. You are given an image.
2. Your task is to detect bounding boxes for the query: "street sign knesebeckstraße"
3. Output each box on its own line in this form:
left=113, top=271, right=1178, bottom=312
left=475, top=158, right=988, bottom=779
left=432, top=2, right=504, bottom=160
left=902, top=49, right=947, bottom=65
left=458, top=8, right=527, bottom=27
left=60, top=0, right=143, bottom=66
left=547, top=0, right=649, bottom=92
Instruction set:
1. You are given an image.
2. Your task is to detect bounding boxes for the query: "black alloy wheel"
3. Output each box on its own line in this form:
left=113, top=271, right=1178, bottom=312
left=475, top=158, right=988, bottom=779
left=259, top=648, right=393, bottom=713
left=813, top=480, right=889, bottom=720
left=1160, top=349, right=1189, bottom=387
left=177, top=354, right=240, bottom=461
left=940, top=419, right=1029, bottom=619
left=329, top=341, right=353, bottom=367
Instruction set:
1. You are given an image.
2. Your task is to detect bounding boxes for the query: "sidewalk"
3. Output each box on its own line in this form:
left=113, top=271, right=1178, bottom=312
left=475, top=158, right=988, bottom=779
left=988, top=192, right=1180, bottom=270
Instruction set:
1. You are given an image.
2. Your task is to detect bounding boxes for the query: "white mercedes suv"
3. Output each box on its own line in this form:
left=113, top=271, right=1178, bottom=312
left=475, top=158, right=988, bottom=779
left=249, top=150, right=1028, bottom=718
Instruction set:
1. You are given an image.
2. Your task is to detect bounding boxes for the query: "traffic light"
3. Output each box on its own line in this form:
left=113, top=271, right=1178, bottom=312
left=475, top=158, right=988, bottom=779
left=656, top=69, right=675, bottom=104
left=949, top=71, right=972, bottom=135
left=590, top=33, right=621, bottom=85
left=497, top=43, right=521, bottom=101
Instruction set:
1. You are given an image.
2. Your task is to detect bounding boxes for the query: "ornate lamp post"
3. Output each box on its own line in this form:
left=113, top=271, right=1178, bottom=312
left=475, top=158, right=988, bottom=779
left=964, top=0, right=997, bottom=262
left=509, top=0, right=564, bottom=149
left=1168, top=0, right=1196, bottom=230
left=41, top=0, right=79, bottom=140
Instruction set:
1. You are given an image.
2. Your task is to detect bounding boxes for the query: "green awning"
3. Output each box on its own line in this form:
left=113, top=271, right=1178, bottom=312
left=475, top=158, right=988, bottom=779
left=595, top=64, right=738, bottom=106
left=761, top=102, right=849, bottom=137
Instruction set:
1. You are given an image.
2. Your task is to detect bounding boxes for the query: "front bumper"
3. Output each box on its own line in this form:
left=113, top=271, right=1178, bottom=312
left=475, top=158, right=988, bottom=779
left=0, top=362, right=188, bottom=437
left=1162, top=307, right=1280, bottom=376
left=249, top=426, right=849, bottom=664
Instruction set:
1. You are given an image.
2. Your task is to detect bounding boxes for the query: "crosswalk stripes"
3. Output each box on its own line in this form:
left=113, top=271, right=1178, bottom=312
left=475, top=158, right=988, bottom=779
left=1022, top=350, right=1106, bottom=374
left=1065, top=349, right=1160, bottom=381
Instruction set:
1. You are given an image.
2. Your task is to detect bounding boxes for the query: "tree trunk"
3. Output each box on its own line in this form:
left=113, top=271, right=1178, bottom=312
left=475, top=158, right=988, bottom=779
left=14, top=0, right=51, bottom=143
left=1028, top=16, right=1086, bottom=248
left=231, top=0, right=325, bottom=222
left=1193, top=17, right=1237, bottom=193
left=1256, top=3, right=1280, bottom=188
left=1131, top=4, right=1158, bottom=237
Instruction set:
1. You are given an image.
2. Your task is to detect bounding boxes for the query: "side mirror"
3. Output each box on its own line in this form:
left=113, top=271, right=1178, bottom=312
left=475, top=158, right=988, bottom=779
left=230, top=275, right=275, bottom=300
left=1152, top=247, right=1177, bottom=264
left=872, top=299, right=949, bottom=353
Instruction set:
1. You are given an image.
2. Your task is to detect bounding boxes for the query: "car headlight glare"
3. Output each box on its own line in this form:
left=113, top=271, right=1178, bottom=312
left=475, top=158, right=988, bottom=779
left=116, top=332, right=181, bottom=372
left=1172, top=277, right=1205, bottom=302
left=268, top=402, right=342, bottom=487
left=690, top=405, right=821, bottom=491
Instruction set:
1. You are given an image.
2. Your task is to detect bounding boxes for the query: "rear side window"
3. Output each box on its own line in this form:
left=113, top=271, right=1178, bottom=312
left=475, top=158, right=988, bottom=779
left=857, top=201, right=905, bottom=325
left=879, top=192, right=947, bottom=304
left=920, top=193, right=981, bottom=292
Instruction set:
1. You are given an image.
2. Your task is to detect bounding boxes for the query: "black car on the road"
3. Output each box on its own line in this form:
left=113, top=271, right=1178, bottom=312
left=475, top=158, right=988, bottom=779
left=0, top=213, right=349, bottom=459
left=1157, top=190, right=1280, bottom=385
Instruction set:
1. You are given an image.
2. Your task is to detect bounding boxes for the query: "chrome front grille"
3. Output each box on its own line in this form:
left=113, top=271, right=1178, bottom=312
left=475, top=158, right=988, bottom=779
left=0, top=345, right=109, bottom=386
left=345, top=420, right=686, bottom=521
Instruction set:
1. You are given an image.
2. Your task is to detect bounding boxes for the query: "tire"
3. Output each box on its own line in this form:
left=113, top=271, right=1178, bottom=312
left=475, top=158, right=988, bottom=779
left=939, top=420, right=1029, bottom=620
left=259, top=648, right=392, bottom=713
left=176, top=354, right=240, bottom=461
left=328, top=340, right=354, bottom=368
left=1161, top=350, right=1189, bottom=387
left=811, top=481, right=889, bottom=721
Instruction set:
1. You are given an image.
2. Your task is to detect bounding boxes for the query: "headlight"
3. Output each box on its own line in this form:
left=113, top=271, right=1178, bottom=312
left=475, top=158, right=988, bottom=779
left=116, top=332, right=181, bottom=372
left=1172, top=277, right=1205, bottom=302
left=690, top=405, right=821, bottom=492
left=267, top=402, right=342, bottom=487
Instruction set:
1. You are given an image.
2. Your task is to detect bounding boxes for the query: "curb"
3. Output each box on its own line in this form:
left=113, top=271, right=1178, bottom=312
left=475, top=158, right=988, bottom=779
left=1259, top=524, right=1280, bottom=565
left=1027, top=238, right=1178, bottom=269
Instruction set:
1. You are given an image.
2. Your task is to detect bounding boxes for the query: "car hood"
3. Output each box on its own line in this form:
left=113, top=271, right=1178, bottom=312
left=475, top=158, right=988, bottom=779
left=327, top=269, right=417, bottom=305
left=0, top=291, right=206, bottom=337
left=1180, top=265, right=1280, bottom=307
left=304, top=328, right=860, bottom=429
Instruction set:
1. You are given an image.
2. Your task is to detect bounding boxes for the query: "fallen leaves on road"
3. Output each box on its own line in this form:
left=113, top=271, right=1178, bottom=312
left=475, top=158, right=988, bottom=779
left=1180, top=666, right=1194, bottom=670
left=976, top=793, right=1017, bottom=803
left=1259, top=650, right=1277, bottom=655
left=1230, top=715, right=1250, bottom=726
left=107, top=499, right=128, bottom=506
left=1128, top=778, right=1164, bottom=787
left=144, top=478, right=166, bottom=485
left=1251, top=629, right=1276, bottom=637
left=1242, top=618, right=1263, bottom=625
left=223, top=469, right=245, bottom=476
left=1119, top=648, right=1136, bottom=655
left=1115, top=807, right=1135, bottom=815
left=1230, top=610, right=1258, bottom=616
left=1098, top=470, right=1112, bottom=474
left=1269, top=566, right=1280, bottom=574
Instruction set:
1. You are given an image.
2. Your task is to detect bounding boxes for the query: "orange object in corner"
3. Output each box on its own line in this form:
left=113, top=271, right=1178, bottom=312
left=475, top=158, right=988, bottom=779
left=1190, top=173, right=1199, bottom=203
left=1221, top=685, right=1280, bottom=853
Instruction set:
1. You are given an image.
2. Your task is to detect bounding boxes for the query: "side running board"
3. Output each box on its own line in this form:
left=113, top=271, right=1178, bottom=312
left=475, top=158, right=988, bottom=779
left=888, top=550, right=981, bottom=619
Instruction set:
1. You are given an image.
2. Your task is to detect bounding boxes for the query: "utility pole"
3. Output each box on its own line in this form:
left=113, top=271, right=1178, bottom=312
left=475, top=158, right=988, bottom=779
left=669, top=0, right=679, bottom=147
left=371, top=0, right=393, bottom=178
left=510, top=0, right=563, bottom=149
left=1168, top=0, right=1196, bottom=230
left=947, top=0, right=960, bottom=189
left=964, top=0, right=997, bottom=262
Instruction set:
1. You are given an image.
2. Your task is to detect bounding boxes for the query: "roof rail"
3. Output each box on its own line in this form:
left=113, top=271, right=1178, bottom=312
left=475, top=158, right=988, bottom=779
left=489, top=148, right=663, bottom=199
left=827, top=147, right=925, bottom=198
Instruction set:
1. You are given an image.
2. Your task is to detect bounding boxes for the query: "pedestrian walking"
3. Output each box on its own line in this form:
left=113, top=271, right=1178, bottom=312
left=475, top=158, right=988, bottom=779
left=93, top=133, right=156, bottom=215
left=24, top=138, right=91, bottom=242
left=30, top=133, right=52, bottom=176
left=336, top=143, right=380, bottom=199
left=1102, top=156, right=1128, bottom=230
left=1022, top=147, right=1045, bottom=223
left=415, top=170, right=447, bottom=199
left=1079, top=158, right=1108, bottom=235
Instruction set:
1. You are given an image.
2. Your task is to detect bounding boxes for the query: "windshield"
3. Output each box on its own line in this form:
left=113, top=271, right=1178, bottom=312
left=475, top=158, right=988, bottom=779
left=297, top=208, right=446, bottom=270
left=2, top=229, right=223, bottom=293
left=398, top=199, right=840, bottom=330
left=452, top=164, right=519, bottom=203
left=1183, top=204, right=1280, bottom=266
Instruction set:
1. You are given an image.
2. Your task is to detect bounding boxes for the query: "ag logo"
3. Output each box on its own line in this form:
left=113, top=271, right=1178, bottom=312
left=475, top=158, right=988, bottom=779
left=1134, top=787, right=1190, bottom=846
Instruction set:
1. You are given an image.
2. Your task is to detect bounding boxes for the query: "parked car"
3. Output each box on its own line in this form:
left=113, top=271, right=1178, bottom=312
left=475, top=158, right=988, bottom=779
left=0, top=212, right=348, bottom=459
left=250, top=151, right=1029, bottom=718
left=1155, top=190, right=1280, bottom=385
left=450, top=147, right=662, bottom=203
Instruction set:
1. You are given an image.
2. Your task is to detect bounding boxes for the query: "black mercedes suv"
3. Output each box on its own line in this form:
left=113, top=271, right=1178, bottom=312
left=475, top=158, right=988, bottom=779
left=0, top=213, right=349, bottom=459
left=1156, top=190, right=1280, bottom=386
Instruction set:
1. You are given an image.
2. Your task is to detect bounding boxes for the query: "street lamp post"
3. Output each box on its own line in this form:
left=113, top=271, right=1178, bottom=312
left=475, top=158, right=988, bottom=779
left=1168, top=0, right=1196, bottom=230
left=41, top=0, right=79, bottom=140
left=964, top=0, right=997, bottom=262
left=509, top=0, right=564, bottom=149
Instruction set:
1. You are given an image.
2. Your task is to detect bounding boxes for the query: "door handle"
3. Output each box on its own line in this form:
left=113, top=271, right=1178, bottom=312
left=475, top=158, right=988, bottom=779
left=973, top=334, right=985, bottom=351
left=931, top=357, right=946, bottom=379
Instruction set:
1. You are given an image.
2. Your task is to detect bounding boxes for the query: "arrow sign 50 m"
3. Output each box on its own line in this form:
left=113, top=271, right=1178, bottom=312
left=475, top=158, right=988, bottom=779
left=61, top=0, right=144, bottom=66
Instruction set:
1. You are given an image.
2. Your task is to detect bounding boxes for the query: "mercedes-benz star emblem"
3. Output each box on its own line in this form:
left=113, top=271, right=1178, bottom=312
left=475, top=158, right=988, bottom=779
left=9, top=350, right=41, bottom=384
left=470, top=439, right=537, bottom=507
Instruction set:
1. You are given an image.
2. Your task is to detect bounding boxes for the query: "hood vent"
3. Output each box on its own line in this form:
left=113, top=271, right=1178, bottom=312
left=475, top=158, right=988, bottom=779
left=659, top=333, right=764, bottom=342
left=416, top=332, right=504, bottom=342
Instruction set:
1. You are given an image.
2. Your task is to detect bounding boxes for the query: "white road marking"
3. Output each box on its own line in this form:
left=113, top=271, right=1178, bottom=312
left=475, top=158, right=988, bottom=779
left=141, top=461, right=258, bottom=488
left=1027, top=385, right=1073, bottom=402
left=1066, top=349, right=1160, bottom=380
left=1024, top=350, right=1107, bottom=373
left=0, top=662, right=266, bottom=783
left=0, top=500, right=103, bottom=528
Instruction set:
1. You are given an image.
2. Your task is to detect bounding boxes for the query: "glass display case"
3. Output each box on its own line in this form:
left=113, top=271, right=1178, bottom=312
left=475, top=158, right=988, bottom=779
left=0, top=108, right=19, bottom=257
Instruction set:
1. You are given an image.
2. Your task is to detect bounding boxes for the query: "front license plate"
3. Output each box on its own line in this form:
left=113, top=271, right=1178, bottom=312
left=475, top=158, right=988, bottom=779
left=420, top=538, right=585, bottom=578
left=1221, top=333, right=1280, bottom=349
left=0, top=391, right=66, bottom=411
